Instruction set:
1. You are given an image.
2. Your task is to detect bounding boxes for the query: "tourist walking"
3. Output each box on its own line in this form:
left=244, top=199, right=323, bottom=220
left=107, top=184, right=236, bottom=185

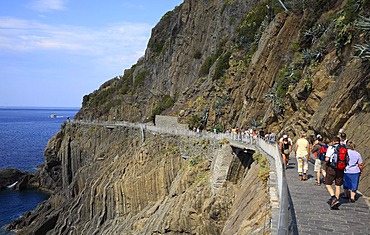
left=252, top=130, right=258, bottom=144
left=311, top=135, right=327, bottom=185
left=294, top=132, right=310, bottom=181
left=342, top=141, right=363, bottom=202
left=340, top=132, right=348, bottom=146
left=279, top=135, right=292, bottom=168
left=325, top=136, right=344, bottom=209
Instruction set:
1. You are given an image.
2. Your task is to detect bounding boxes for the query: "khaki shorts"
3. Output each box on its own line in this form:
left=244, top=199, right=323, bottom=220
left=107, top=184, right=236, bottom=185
left=314, top=159, right=327, bottom=172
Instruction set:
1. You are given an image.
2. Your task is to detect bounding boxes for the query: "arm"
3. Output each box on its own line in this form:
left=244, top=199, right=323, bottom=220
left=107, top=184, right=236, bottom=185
left=294, top=142, right=298, bottom=156
left=279, top=142, right=282, bottom=152
left=325, top=146, right=332, bottom=162
left=311, top=144, right=319, bottom=158
left=358, top=163, right=364, bottom=172
left=358, top=154, right=364, bottom=173
left=306, top=142, right=310, bottom=159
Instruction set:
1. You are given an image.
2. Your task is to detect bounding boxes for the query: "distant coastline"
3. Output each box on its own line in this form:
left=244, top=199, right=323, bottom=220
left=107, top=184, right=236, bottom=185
left=0, top=106, right=80, bottom=110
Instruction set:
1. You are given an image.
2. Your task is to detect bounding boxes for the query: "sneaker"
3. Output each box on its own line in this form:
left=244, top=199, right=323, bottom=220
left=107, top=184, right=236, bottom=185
left=330, top=198, right=340, bottom=208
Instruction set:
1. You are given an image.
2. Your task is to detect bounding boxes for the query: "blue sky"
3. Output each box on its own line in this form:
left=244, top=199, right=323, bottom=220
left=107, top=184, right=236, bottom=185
left=0, top=0, right=183, bottom=108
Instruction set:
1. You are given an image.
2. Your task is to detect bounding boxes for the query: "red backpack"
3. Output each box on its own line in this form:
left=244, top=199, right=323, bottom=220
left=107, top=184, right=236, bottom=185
left=332, top=144, right=349, bottom=170
left=318, top=143, right=328, bottom=161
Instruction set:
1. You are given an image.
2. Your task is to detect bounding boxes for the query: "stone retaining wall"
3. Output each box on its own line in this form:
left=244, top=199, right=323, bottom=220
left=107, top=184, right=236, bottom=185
left=155, top=115, right=188, bottom=131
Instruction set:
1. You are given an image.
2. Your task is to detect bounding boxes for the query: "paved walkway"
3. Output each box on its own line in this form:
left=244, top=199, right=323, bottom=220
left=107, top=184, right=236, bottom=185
left=286, top=156, right=370, bottom=234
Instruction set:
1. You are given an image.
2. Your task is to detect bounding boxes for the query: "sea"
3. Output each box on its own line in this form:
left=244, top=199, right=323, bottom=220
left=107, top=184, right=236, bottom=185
left=0, top=107, right=79, bottom=234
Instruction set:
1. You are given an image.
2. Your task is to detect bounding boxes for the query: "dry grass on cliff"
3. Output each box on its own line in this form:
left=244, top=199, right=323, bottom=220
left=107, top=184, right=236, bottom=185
left=252, top=151, right=270, bottom=182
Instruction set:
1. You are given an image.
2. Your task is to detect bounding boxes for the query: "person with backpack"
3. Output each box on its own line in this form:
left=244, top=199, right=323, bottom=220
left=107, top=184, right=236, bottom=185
left=294, top=132, right=310, bottom=181
left=342, top=141, right=363, bottom=203
left=311, top=135, right=327, bottom=185
left=325, top=136, right=348, bottom=209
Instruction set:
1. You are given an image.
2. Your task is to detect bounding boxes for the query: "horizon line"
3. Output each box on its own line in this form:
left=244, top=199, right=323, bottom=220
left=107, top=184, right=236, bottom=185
left=0, top=105, right=81, bottom=110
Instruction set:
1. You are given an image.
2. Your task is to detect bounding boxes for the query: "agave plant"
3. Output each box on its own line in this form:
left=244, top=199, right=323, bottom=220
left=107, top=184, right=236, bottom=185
left=354, top=15, right=370, bottom=60
left=355, top=15, right=370, bottom=31
left=354, top=44, right=370, bottom=59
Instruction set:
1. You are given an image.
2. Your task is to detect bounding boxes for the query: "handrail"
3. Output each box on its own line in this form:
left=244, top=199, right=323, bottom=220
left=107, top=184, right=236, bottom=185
left=256, top=138, right=291, bottom=235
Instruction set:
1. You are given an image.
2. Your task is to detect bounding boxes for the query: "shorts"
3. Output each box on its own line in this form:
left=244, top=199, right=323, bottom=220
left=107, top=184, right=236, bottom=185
left=343, top=173, right=360, bottom=191
left=314, top=159, right=327, bottom=172
left=325, top=166, right=344, bottom=186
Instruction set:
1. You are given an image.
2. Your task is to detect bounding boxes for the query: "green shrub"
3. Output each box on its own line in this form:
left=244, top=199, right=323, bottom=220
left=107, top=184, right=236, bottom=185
left=162, top=94, right=174, bottom=109
left=199, top=55, right=218, bottom=77
left=148, top=38, right=164, bottom=54
left=333, top=15, right=353, bottom=52
left=193, top=49, right=202, bottom=59
left=134, top=70, right=149, bottom=88
left=188, top=115, right=202, bottom=130
left=189, top=155, right=201, bottom=166
left=221, top=0, right=230, bottom=15
left=235, top=1, right=269, bottom=48
left=213, top=51, right=231, bottom=80
left=343, top=0, right=362, bottom=24
left=119, top=83, right=130, bottom=95
left=151, top=94, right=175, bottom=120
left=275, top=66, right=301, bottom=98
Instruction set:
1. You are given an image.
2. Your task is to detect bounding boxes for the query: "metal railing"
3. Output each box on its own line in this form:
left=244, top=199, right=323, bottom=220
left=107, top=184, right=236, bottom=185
left=256, top=138, right=291, bottom=234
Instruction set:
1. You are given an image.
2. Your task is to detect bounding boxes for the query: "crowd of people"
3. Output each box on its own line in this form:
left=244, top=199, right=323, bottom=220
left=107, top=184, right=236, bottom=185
left=191, top=125, right=363, bottom=209
left=279, top=130, right=364, bottom=209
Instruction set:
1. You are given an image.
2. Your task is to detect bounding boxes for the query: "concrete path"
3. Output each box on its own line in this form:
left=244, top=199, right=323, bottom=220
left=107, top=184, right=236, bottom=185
left=286, top=156, right=370, bottom=234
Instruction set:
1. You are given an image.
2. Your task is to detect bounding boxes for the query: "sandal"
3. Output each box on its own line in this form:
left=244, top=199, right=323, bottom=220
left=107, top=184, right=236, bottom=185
left=315, top=182, right=321, bottom=186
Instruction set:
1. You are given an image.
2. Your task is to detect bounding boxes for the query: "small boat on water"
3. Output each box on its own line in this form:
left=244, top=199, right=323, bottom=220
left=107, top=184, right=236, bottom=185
left=7, top=181, right=18, bottom=189
left=49, top=114, right=57, bottom=118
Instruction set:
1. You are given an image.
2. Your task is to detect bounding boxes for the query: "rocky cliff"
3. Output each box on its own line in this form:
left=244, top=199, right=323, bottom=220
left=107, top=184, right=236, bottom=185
left=9, top=124, right=270, bottom=234
left=76, top=0, right=369, bottom=194
left=7, top=0, right=370, bottom=234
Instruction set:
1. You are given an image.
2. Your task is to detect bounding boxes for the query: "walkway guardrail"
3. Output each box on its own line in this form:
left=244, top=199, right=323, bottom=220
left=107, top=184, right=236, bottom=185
left=72, top=120, right=291, bottom=234
left=257, top=139, right=291, bottom=235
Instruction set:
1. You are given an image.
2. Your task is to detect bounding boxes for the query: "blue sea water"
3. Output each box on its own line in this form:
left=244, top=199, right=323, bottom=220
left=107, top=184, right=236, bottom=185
left=0, top=107, right=79, bottom=232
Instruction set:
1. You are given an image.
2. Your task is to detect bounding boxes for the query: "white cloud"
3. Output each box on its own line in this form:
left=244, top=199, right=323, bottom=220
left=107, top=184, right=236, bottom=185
left=27, top=0, right=68, bottom=12
left=0, top=17, right=152, bottom=66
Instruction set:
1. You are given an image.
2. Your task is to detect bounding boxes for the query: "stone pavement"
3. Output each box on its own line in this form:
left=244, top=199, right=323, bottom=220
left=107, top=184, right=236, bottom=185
left=286, top=156, right=370, bottom=235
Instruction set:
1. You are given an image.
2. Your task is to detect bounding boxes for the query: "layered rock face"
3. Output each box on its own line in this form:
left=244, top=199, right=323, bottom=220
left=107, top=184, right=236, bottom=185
left=9, top=124, right=270, bottom=234
left=74, top=0, right=369, bottom=194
